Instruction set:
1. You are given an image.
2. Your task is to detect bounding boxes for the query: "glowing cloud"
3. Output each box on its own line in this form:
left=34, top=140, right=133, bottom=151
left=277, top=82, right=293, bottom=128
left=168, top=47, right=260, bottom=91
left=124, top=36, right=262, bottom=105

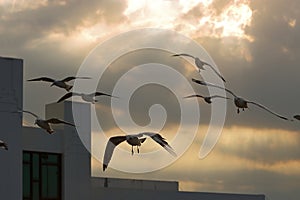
left=123, top=0, right=253, bottom=40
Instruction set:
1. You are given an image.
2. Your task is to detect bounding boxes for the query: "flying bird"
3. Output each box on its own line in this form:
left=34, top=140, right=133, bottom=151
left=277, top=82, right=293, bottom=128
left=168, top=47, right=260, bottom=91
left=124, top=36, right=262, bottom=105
left=192, top=78, right=289, bottom=120
left=57, top=92, right=118, bottom=104
left=103, top=132, right=176, bottom=171
left=184, top=94, right=230, bottom=104
left=172, top=53, right=226, bottom=82
left=0, top=140, right=8, bottom=150
left=27, top=76, right=91, bottom=91
left=17, top=110, right=75, bottom=134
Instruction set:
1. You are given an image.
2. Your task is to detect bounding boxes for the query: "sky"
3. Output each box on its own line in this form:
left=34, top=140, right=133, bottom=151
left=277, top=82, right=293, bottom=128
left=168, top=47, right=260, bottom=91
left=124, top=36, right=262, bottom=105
left=1, top=0, right=300, bottom=199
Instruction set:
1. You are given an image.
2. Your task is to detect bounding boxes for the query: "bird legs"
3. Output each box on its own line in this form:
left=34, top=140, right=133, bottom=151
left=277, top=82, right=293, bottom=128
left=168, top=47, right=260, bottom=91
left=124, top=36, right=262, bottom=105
left=131, top=146, right=140, bottom=155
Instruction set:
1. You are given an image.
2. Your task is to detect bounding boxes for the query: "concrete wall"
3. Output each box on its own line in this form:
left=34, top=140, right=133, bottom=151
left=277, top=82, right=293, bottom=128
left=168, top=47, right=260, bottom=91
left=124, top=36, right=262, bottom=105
left=0, top=57, right=23, bottom=200
left=91, top=177, right=178, bottom=191
left=90, top=177, right=265, bottom=200
left=46, top=101, right=92, bottom=200
left=91, top=186, right=265, bottom=200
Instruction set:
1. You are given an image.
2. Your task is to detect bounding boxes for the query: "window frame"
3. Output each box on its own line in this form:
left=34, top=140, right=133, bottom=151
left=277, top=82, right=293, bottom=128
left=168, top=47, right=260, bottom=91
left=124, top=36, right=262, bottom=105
left=23, top=151, right=62, bottom=200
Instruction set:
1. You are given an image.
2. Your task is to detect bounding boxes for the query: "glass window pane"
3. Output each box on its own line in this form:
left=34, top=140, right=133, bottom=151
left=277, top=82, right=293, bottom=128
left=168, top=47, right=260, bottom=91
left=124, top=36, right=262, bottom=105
left=32, top=182, right=39, bottom=200
left=46, top=154, right=58, bottom=164
left=23, top=152, right=30, bottom=163
left=42, top=165, right=59, bottom=198
left=23, top=163, right=31, bottom=198
left=32, top=154, right=39, bottom=180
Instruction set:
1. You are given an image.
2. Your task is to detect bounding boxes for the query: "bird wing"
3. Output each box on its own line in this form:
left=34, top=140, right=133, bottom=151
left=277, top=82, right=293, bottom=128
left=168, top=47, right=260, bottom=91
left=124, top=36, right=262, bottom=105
left=171, top=53, right=195, bottom=59
left=140, top=132, right=177, bottom=157
left=45, top=118, right=75, bottom=126
left=20, top=110, right=39, bottom=118
left=27, top=77, right=55, bottom=82
left=0, top=140, right=8, bottom=150
left=103, top=136, right=127, bottom=171
left=57, top=92, right=80, bottom=103
left=247, top=101, right=289, bottom=121
left=183, top=94, right=204, bottom=99
left=61, top=76, right=91, bottom=82
left=92, top=92, right=118, bottom=98
left=191, top=78, right=237, bottom=98
left=202, top=62, right=226, bottom=82
left=210, top=95, right=231, bottom=100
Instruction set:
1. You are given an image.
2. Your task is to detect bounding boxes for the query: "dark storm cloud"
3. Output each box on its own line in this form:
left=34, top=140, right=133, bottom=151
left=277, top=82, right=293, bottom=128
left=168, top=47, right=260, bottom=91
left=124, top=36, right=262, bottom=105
left=0, top=0, right=126, bottom=49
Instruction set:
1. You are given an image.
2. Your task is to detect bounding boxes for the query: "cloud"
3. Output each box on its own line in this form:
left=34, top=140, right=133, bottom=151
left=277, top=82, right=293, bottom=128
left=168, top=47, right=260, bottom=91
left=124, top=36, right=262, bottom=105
left=92, top=125, right=300, bottom=199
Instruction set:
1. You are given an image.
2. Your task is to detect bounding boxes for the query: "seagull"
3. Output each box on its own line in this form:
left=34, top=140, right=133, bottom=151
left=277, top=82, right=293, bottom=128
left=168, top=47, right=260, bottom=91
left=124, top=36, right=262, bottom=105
left=293, top=115, right=300, bottom=121
left=184, top=94, right=230, bottom=104
left=103, top=132, right=176, bottom=171
left=57, top=92, right=118, bottom=104
left=172, top=53, right=226, bottom=82
left=192, top=78, right=289, bottom=120
left=27, top=76, right=91, bottom=91
left=0, top=140, right=8, bottom=150
left=18, top=110, right=75, bottom=134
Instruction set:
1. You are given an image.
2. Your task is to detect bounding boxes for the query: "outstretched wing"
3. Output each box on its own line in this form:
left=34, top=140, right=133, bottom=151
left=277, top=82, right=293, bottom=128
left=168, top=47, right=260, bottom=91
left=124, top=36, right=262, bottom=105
left=103, top=136, right=127, bottom=171
left=210, top=95, right=231, bottom=100
left=92, top=92, right=118, bottom=98
left=171, top=53, right=195, bottom=59
left=27, top=77, right=55, bottom=83
left=46, top=118, right=75, bottom=126
left=61, top=76, right=91, bottom=82
left=20, top=110, right=39, bottom=118
left=0, top=140, right=8, bottom=150
left=57, top=92, right=81, bottom=103
left=247, top=101, right=289, bottom=121
left=191, top=78, right=237, bottom=98
left=141, top=132, right=177, bottom=157
left=184, top=94, right=205, bottom=99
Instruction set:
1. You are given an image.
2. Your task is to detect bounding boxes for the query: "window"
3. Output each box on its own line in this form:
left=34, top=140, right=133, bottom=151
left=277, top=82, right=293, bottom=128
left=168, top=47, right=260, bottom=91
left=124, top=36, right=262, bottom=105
left=23, top=151, right=61, bottom=200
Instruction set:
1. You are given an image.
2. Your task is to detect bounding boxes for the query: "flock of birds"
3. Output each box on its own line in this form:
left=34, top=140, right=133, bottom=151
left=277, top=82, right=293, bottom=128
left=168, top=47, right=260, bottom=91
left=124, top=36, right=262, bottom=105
left=1, top=52, right=300, bottom=172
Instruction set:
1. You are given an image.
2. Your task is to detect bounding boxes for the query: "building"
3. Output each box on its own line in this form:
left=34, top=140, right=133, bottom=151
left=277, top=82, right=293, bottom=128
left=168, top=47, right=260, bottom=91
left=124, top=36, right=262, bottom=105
left=0, top=56, right=266, bottom=200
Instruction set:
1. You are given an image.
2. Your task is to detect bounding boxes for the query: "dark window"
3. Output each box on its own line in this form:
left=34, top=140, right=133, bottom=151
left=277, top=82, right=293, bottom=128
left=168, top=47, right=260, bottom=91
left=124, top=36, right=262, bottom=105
left=23, top=151, right=61, bottom=200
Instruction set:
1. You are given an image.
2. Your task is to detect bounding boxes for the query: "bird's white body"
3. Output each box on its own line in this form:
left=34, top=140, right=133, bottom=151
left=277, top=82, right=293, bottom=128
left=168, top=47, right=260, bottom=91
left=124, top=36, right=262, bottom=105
left=35, top=119, right=54, bottom=134
left=234, top=97, right=248, bottom=108
left=51, top=81, right=72, bottom=91
left=126, top=135, right=143, bottom=146
left=195, top=57, right=205, bottom=70
left=81, top=94, right=96, bottom=103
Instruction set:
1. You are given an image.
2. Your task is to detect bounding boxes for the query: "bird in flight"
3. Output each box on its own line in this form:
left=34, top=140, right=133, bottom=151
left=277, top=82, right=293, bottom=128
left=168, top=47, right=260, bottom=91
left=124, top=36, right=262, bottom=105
left=17, top=110, right=75, bottom=134
left=57, top=92, right=118, bottom=104
left=184, top=94, right=230, bottom=104
left=103, top=132, right=176, bottom=171
left=0, top=140, right=8, bottom=150
left=172, top=53, right=226, bottom=82
left=27, top=76, right=91, bottom=91
left=192, top=78, right=290, bottom=121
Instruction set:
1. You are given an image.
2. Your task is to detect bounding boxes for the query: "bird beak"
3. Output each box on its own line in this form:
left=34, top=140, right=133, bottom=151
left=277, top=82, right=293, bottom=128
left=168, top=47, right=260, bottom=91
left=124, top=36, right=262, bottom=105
left=50, top=83, right=54, bottom=87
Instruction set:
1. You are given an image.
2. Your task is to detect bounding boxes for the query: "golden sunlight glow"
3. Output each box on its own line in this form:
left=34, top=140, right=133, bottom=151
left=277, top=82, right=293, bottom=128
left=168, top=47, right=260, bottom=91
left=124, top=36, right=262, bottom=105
left=123, top=0, right=253, bottom=41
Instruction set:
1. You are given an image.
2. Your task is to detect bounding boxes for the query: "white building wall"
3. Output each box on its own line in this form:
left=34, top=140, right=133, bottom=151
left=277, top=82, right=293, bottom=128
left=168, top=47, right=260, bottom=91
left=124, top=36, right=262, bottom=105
left=46, top=101, right=92, bottom=200
left=0, top=57, right=23, bottom=200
